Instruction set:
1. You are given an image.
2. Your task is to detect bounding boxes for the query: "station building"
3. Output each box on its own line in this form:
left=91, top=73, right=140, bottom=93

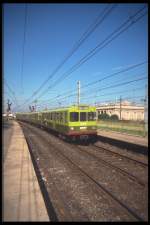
left=96, top=101, right=144, bottom=121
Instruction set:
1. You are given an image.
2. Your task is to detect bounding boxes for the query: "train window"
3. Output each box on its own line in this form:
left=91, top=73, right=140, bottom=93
left=70, top=112, right=79, bottom=122
left=57, top=112, right=59, bottom=121
left=50, top=112, right=52, bottom=120
left=58, top=113, right=60, bottom=121
left=88, top=112, right=96, bottom=121
left=60, top=112, right=63, bottom=123
left=48, top=113, right=50, bottom=120
left=62, top=112, right=64, bottom=123
left=53, top=112, right=56, bottom=120
left=64, top=111, right=67, bottom=123
left=80, top=112, right=86, bottom=121
left=55, top=113, right=57, bottom=120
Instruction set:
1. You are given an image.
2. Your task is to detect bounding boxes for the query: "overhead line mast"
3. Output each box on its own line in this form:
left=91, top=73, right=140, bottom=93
left=36, top=76, right=147, bottom=109
left=31, top=61, right=147, bottom=106
left=77, top=81, right=80, bottom=107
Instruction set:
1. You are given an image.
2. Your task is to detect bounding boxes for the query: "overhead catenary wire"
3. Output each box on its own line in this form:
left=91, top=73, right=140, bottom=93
left=4, top=91, right=17, bottom=107
left=16, top=6, right=147, bottom=112
left=4, top=79, right=19, bottom=108
left=36, top=6, right=147, bottom=99
left=38, top=86, right=145, bottom=108
left=36, top=95, right=146, bottom=111
left=35, top=75, right=147, bottom=110
left=78, top=75, right=147, bottom=96
left=81, top=85, right=146, bottom=101
left=82, top=72, right=147, bottom=96
left=32, top=72, right=147, bottom=110
left=19, top=4, right=117, bottom=107
left=94, top=95, right=145, bottom=104
left=14, top=60, right=147, bottom=111
left=36, top=60, right=147, bottom=104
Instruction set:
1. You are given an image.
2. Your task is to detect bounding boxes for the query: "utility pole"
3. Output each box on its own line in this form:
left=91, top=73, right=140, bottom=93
left=77, top=80, right=80, bottom=107
left=7, top=99, right=12, bottom=113
left=115, top=96, right=117, bottom=104
left=29, top=105, right=32, bottom=112
left=119, top=96, right=122, bottom=120
left=6, top=99, right=12, bottom=120
left=34, top=99, right=37, bottom=112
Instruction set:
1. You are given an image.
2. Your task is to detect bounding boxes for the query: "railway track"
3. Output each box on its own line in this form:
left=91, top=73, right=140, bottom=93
left=21, top=123, right=92, bottom=221
left=19, top=122, right=148, bottom=221
left=76, top=145, right=146, bottom=187
left=94, top=143, right=148, bottom=167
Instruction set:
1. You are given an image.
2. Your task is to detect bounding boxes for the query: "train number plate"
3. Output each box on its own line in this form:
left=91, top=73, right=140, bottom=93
left=80, top=127, right=87, bottom=130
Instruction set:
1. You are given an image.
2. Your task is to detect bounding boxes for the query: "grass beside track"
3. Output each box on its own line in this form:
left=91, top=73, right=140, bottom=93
left=97, top=120, right=147, bottom=137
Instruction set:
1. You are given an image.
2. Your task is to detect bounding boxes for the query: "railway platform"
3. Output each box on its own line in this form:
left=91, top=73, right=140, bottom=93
left=3, top=120, right=49, bottom=221
left=98, top=130, right=148, bottom=148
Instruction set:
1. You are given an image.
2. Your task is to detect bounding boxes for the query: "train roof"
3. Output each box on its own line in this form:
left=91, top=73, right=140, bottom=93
left=16, top=105, right=96, bottom=114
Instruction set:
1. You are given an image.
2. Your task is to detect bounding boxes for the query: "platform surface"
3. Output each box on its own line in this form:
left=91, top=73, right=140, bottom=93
left=98, top=129, right=148, bottom=147
left=3, top=120, right=49, bottom=221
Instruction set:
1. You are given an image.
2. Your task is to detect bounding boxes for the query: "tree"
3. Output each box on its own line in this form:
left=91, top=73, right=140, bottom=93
left=110, top=114, right=119, bottom=121
left=98, top=113, right=110, bottom=120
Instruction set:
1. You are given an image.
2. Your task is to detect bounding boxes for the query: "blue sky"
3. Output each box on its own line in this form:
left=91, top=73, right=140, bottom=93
left=3, top=3, right=148, bottom=112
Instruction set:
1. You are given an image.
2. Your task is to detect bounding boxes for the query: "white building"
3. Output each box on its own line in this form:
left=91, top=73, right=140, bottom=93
left=96, top=101, right=144, bottom=121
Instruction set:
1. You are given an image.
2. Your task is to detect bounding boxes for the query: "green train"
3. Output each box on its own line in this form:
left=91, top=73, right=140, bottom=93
left=16, top=105, right=97, bottom=141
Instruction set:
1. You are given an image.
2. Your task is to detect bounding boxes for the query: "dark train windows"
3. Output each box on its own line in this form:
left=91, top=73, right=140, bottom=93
left=38, top=113, right=42, bottom=120
left=56, top=112, right=58, bottom=121
left=80, top=112, right=86, bottom=121
left=47, top=112, right=50, bottom=119
left=52, top=112, right=55, bottom=120
left=53, top=112, right=55, bottom=120
left=49, top=112, right=51, bottom=120
left=60, top=112, right=63, bottom=123
left=64, top=111, right=67, bottom=123
left=88, top=112, right=96, bottom=121
left=70, top=112, right=79, bottom=122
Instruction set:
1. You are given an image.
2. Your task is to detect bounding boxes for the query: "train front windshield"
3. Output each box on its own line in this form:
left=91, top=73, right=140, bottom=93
left=80, top=112, right=86, bottom=121
left=70, top=112, right=79, bottom=122
left=70, top=112, right=96, bottom=122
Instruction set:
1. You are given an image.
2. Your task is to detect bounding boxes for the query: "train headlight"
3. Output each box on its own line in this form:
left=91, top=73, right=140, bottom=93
left=70, top=127, right=74, bottom=130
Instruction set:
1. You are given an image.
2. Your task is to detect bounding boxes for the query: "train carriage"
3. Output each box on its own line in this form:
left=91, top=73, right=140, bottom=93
left=16, top=105, right=97, bottom=141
